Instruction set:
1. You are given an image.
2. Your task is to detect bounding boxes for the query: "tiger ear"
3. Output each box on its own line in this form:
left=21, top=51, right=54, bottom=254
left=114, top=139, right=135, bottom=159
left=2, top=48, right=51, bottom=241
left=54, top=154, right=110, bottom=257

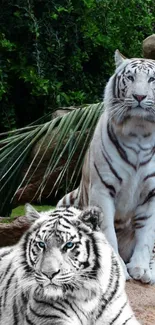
left=25, top=203, right=40, bottom=223
left=79, top=206, right=102, bottom=231
left=115, top=49, right=126, bottom=68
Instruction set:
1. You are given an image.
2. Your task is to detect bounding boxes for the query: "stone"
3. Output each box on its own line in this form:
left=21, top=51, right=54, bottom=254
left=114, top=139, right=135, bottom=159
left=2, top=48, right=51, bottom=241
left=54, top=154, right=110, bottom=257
left=0, top=216, right=30, bottom=247
left=143, top=34, right=155, bottom=59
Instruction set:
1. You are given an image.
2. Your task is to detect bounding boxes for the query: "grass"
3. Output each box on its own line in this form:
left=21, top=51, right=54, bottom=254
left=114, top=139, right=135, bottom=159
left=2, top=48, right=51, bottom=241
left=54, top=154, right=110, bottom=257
left=0, top=205, right=55, bottom=223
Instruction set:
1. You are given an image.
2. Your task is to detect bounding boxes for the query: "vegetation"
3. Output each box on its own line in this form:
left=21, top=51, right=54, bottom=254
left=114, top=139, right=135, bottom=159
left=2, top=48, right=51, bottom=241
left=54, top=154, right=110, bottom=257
left=0, top=0, right=155, bottom=216
left=0, top=103, right=103, bottom=217
left=1, top=0, right=154, bottom=132
left=1, top=205, right=54, bottom=223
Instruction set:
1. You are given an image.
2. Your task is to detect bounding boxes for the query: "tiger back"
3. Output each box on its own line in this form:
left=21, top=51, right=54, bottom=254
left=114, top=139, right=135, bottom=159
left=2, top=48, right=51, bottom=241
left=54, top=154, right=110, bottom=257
left=0, top=205, right=140, bottom=325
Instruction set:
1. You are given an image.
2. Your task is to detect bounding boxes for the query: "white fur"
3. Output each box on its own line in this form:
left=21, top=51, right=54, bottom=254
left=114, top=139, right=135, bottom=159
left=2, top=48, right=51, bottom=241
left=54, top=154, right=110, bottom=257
left=58, top=51, right=155, bottom=284
left=0, top=206, right=140, bottom=325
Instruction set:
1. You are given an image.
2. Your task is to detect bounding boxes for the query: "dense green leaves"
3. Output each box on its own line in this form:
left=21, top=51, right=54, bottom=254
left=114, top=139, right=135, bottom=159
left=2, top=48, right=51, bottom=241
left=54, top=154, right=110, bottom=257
left=0, top=0, right=155, bottom=216
left=0, top=0, right=155, bottom=132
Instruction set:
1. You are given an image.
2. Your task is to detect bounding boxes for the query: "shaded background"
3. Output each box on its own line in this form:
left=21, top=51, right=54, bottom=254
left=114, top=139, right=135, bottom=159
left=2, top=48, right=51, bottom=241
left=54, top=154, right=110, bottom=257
left=1, top=0, right=155, bottom=132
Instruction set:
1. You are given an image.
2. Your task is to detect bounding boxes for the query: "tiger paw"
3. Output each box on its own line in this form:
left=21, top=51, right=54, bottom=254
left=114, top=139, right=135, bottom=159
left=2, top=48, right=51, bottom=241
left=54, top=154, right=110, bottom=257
left=127, top=263, right=151, bottom=283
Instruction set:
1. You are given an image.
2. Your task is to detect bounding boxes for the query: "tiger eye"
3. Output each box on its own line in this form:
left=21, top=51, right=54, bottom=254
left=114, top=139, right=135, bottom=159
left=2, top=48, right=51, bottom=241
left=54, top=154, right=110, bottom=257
left=37, top=241, right=45, bottom=249
left=64, top=242, right=75, bottom=250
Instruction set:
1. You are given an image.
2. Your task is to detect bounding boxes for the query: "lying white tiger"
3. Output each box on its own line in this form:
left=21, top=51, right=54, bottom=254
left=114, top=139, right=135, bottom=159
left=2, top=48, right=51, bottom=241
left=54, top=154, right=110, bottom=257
left=58, top=50, right=155, bottom=283
left=0, top=205, right=140, bottom=325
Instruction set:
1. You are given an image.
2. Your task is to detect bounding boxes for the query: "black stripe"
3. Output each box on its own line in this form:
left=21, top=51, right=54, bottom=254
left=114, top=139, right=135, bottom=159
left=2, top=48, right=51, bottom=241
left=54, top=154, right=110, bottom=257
left=135, top=224, right=144, bottom=229
left=94, top=162, right=116, bottom=198
left=143, top=133, right=151, bottom=138
left=134, top=215, right=151, bottom=229
left=140, top=154, right=155, bottom=166
left=134, top=215, right=151, bottom=222
left=91, top=234, right=100, bottom=275
left=63, top=213, right=76, bottom=217
left=138, top=144, right=152, bottom=151
left=21, top=291, right=28, bottom=305
left=112, top=74, right=117, bottom=98
left=83, top=239, right=90, bottom=269
left=105, top=253, right=120, bottom=304
left=143, top=172, right=155, bottom=181
left=117, top=75, right=121, bottom=98
left=101, top=148, right=122, bottom=183
left=0, top=261, right=12, bottom=285
left=0, top=249, right=13, bottom=260
left=25, top=314, right=35, bottom=325
left=22, top=232, right=34, bottom=274
left=60, top=224, right=70, bottom=229
left=107, top=123, right=136, bottom=170
left=122, top=316, right=134, bottom=325
left=109, top=301, right=127, bottom=325
left=122, top=142, right=138, bottom=154
left=29, top=304, right=61, bottom=320
left=64, top=299, right=83, bottom=325
left=72, top=301, right=88, bottom=319
left=59, top=217, right=73, bottom=225
left=28, top=239, right=36, bottom=267
left=141, top=188, right=155, bottom=205
left=13, top=292, right=19, bottom=325
left=33, top=297, right=70, bottom=318
left=97, top=252, right=120, bottom=318
left=3, top=270, right=16, bottom=307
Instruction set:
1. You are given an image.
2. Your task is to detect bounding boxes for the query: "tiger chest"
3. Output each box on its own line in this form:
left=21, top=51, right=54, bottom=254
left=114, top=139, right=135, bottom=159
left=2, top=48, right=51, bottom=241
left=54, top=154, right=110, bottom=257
left=114, top=160, right=155, bottom=219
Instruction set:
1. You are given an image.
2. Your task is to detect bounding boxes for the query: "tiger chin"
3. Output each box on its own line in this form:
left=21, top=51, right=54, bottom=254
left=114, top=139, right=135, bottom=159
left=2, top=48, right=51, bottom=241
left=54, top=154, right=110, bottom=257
left=58, top=50, right=155, bottom=284
left=0, top=205, right=140, bottom=325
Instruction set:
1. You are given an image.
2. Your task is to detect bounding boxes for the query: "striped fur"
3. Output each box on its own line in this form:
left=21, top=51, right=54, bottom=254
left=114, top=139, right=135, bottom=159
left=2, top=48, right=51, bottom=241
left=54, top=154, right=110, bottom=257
left=57, top=50, right=155, bottom=283
left=0, top=205, right=140, bottom=325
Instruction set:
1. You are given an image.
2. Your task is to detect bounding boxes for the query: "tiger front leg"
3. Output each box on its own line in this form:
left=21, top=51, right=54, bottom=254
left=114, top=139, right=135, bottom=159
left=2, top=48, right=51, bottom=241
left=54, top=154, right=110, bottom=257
left=127, top=203, right=155, bottom=283
left=89, top=186, right=130, bottom=280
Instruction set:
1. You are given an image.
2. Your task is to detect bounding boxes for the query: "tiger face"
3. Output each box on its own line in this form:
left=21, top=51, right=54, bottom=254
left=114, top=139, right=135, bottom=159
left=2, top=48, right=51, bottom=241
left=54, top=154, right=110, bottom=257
left=105, top=50, right=155, bottom=125
left=25, top=205, right=101, bottom=298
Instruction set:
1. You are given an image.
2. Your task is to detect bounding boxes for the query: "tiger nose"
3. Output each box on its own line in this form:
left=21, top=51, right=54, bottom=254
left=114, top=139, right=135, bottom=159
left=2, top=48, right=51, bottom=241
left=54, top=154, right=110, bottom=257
left=132, top=94, right=147, bottom=102
left=42, top=269, right=60, bottom=279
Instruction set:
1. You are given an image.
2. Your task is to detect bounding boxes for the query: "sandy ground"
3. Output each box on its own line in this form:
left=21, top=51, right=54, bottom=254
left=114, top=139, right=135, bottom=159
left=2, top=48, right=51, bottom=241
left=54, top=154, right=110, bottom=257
left=126, top=281, right=155, bottom=325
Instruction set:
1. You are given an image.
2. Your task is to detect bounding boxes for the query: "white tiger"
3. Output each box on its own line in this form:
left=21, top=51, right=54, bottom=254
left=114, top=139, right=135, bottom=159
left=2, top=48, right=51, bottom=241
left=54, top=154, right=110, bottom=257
left=0, top=205, right=140, bottom=325
left=57, top=50, right=155, bottom=284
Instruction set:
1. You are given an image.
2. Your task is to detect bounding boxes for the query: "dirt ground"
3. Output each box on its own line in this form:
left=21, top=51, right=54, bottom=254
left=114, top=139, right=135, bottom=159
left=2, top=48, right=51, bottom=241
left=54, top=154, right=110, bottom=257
left=126, top=280, right=155, bottom=325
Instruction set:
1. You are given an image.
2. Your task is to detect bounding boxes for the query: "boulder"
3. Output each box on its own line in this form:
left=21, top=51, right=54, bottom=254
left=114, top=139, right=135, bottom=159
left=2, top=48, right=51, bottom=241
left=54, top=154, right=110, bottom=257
left=0, top=216, right=30, bottom=247
left=143, top=34, right=155, bottom=59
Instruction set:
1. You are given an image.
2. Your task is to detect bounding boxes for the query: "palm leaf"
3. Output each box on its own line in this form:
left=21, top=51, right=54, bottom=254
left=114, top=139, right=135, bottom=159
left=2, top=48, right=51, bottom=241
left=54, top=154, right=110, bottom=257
left=0, top=103, right=103, bottom=217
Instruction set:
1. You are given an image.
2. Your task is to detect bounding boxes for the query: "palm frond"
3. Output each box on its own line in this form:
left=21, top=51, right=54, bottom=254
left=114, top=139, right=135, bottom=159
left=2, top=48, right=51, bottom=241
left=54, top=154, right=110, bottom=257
left=0, top=103, right=103, bottom=217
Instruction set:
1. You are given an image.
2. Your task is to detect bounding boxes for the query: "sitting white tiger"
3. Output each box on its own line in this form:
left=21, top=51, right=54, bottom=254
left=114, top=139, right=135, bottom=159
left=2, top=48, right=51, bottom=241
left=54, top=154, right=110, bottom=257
left=58, top=50, right=155, bottom=283
left=0, top=205, right=140, bottom=325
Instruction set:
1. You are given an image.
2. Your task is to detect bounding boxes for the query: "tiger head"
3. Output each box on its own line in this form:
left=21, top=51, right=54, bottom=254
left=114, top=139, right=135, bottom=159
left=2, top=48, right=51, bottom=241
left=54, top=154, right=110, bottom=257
left=24, top=204, right=103, bottom=299
left=104, top=50, right=155, bottom=129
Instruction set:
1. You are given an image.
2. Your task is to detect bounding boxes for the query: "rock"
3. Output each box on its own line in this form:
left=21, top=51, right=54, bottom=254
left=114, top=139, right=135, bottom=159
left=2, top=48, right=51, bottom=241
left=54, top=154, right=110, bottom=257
left=0, top=216, right=30, bottom=247
left=143, top=34, right=155, bottom=59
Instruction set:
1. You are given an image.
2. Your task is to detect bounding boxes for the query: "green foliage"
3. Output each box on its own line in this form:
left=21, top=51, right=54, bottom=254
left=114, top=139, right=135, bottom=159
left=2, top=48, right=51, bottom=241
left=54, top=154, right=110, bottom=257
left=1, top=205, right=54, bottom=223
left=0, top=103, right=102, bottom=217
left=0, top=0, right=155, bottom=132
